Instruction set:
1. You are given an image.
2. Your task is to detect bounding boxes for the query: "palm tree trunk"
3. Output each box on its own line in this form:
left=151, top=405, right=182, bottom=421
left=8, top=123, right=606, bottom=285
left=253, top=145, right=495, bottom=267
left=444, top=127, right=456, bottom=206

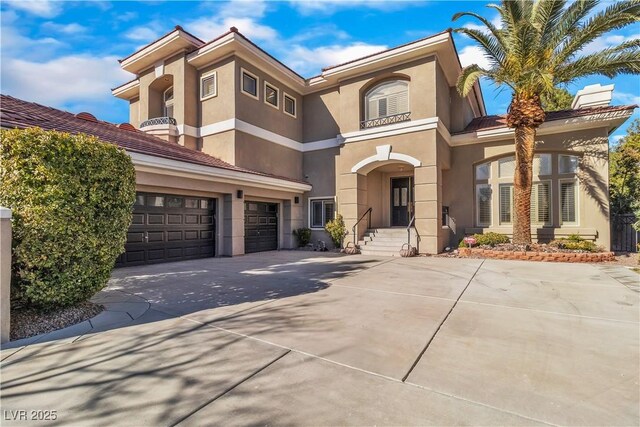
left=512, top=126, right=535, bottom=245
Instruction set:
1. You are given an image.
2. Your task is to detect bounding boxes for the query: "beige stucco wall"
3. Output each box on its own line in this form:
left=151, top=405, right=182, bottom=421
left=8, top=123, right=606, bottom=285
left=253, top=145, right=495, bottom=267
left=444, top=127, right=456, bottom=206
left=234, top=57, right=303, bottom=142
left=201, top=130, right=235, bottom=164
left=234, top=131, right=302, bottom=180
left=435, top=62, right=451, bottom=131
left=200, top=56, right=236, bottom=126
left=128, top=97, right=140, bottom=127
left=443, top=127, right=611, bottom=249
left=302, top=88, right=340, bottom=142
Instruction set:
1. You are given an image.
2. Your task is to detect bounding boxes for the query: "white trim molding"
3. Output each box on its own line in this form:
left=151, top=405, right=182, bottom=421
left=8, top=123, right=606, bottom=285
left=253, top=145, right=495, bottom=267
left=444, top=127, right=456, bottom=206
left=308, top=196, right=336, bottom=229
left=200, top=70, right=218, bottom=101
left=129, top=151, right=311, bottom=192
left=351, top=144, right=421, bottom=173
left=340, top=117, right=441, bottom=144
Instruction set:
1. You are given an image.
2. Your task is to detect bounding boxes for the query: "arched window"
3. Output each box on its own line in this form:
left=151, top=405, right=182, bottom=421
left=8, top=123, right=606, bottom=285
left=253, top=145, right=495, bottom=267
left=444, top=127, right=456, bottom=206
left=163, top=87, right=174, bottom=118
left=365, top=80, right=409, bottom=121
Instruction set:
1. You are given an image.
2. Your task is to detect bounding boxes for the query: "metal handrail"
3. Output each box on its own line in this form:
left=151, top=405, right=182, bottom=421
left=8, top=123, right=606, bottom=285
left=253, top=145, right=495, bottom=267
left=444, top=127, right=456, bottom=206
left=407, top=213, right=418, bottom=247
left=352, top=207, right=372, bottom=246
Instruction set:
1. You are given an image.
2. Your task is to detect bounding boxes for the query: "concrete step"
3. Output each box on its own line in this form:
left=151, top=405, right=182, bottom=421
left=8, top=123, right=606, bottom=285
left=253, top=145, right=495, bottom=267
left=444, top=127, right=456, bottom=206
left=366, top=228, right=408, bottom=236
left=360, top=236, right=407, bottom=243
left=360, top=248, right=401, bottom=257
left=358, top=243, right=404, bottom=251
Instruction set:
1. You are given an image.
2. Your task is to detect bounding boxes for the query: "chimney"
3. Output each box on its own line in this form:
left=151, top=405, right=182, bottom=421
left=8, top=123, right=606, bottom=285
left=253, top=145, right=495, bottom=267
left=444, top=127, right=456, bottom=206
left=571, top=83, right=614, bottom=109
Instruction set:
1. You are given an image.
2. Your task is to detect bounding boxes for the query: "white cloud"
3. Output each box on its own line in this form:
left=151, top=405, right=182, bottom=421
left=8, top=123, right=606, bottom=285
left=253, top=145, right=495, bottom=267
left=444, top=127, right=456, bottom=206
left=613, top=91, right=640, bottom=106
left=125, top=26, right=161, bottom=42
left=188, top=16, right=278, bottom=42
left=1, top=55, right=130, bottom=107
left=41, top=22, right=88, bottom=35
left=610, top=134, right=625, bottom=144
left=458, top=45, right=492, bottom=69
left=284, top=42, right=387, bottom=75
left=1, top=24, right=65, bottom=60
left=581, top=34, right=638, bottom=56
left=289, top=0, right=412, bottom=15
left=4, top=0, right=62, bottom=18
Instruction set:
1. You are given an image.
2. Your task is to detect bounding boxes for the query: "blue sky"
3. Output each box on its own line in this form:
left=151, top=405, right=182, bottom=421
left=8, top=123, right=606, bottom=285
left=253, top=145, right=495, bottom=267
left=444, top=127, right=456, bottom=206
left=1, top=0, right=639, bottom=142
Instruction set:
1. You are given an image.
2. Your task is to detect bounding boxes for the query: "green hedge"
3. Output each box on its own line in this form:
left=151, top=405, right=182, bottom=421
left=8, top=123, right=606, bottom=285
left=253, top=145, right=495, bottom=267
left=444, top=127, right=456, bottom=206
left=459, top=232, right=510, bottom=248
left=0, top=128, right=136, bottom=308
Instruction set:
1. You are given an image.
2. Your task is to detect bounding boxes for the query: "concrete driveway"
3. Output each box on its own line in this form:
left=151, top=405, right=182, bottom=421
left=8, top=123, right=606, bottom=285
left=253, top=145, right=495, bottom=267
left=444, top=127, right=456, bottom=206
left=1, top=252, right=638, bottom=426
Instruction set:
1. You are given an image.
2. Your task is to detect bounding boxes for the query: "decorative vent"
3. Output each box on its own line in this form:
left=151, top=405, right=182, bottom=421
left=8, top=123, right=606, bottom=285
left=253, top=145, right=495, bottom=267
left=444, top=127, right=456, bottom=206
left=118, top=123, right=137, bottom=132
left=75, top=112, right=97, bottom=122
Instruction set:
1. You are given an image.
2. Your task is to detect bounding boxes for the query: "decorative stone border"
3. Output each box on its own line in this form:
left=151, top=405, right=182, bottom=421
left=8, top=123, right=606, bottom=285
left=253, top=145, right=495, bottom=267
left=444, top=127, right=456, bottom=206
left=458, top=247, right=615, bottom=263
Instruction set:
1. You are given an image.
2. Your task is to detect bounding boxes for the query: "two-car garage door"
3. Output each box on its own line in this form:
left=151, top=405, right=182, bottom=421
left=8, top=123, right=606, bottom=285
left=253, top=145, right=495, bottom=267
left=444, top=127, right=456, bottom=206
left=116, top=192, right=216, bottom=267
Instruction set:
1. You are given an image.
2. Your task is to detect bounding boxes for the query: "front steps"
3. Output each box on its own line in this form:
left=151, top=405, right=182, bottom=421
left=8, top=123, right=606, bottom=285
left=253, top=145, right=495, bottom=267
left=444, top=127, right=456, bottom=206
left=358, top=228, right=411, bottom=256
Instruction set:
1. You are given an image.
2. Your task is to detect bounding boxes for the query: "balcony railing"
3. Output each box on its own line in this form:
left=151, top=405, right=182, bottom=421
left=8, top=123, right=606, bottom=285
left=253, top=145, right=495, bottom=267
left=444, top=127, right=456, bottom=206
left=139, top=117, right=177, bottom=128
left=360, top=112, right=411, bottom=130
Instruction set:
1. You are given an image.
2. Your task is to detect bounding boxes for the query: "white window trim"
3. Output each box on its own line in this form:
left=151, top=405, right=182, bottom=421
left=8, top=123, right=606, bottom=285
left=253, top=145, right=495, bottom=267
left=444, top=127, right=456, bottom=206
left=283, top=91, right=297, bottom=118
left=263, top=81, right=280, bottom=109
left=475, top=161, right=491, bottom=181
left=558, top=154, right=579, bottom=175
left=240, top=67, right=259, bottom=100
left=475, top=183, right=492, bottom=227
left=308, top=196, right=335, bottom=229
left=559, top=178, right=580, bottom=226
left=364, top=80, right=409, bottom=121
left=200, top=70, right=217, bottom=101
left=498, top=183, right=513, bottom=225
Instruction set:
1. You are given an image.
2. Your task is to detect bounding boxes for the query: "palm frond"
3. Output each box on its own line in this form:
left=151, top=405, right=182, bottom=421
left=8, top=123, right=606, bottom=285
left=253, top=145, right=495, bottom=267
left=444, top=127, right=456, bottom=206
left=555, top=49, right=640, bottom=83
left=454, top=28, right=506, bottom=65
left=456, top=64, right=491, bottom=96
left=532, top=0, right=568, bottom=46
left=555, top=0, right=640, bottom=63
left=547, top=0, right=598, bottom=48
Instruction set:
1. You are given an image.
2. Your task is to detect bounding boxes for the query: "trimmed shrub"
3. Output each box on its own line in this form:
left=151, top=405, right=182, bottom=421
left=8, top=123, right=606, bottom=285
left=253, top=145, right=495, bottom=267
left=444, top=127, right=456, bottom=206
left=0, top=128, right=136, bottom=308
left=459, top=232, right=510, bottom=248
left=325, top=213, right=347, bottom=249
left=550, top=235, right=599, bottom=252
left=292, top=227, right=312, bottom=247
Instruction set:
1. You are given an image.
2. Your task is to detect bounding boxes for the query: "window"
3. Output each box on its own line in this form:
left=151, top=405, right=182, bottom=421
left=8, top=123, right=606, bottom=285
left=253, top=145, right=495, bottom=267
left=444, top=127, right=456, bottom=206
left=264, top=82, right=279, bottom=108
left=241, top=69, right=258, bottom=99
left=475, top=162, right=490, bottom=181
left=201, top=71, right=217, bottom=100
left=559, top=155, right=579, bottom=174
left=163, top=87, right=174, bottom=117
left=530, top=182, right=551, bottom=225
left=146, top=195, right=164, bottom=207
left=534, top=154, right=551, bottom=176
left=560, top=180, right=578, bottom=224
left=166, top=196, right=183, bottom=208
left=283, top=93, right=296, bottom=117
left=476, top=184, right=492, bottom=226
left=310, top=198, right=335, bottom=228
left=498, top=157, right=515, bottom=178
left=365, top=80, right=409, bottom=121
left=498, top=182, right=551, bottom=225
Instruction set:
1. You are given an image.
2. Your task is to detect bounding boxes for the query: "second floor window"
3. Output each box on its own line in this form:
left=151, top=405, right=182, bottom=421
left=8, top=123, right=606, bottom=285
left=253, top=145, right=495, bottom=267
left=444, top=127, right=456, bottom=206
left=241, top=69, right=258, bottom=99
left=163, top=87, right=174, bottom=118
left=284, top=93, right=296, bottom=117
left=365, top=80, right=409, bottom=121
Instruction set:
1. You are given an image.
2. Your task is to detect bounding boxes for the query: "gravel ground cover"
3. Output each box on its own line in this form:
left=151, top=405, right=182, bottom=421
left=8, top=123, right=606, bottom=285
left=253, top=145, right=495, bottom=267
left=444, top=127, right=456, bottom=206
left=10, top=301, right=104, bottom=341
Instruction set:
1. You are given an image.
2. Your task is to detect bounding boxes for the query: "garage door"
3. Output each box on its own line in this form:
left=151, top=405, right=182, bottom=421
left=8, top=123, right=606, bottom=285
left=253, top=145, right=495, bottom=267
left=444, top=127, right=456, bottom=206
left=244, top=202, right=278, bottom=253
left=116, top=192, right=216, bottom=267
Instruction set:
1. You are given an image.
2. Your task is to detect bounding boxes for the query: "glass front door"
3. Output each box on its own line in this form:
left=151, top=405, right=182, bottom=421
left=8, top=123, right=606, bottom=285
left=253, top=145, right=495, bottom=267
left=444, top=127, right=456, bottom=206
left=391, top=177, right=413, bottom=226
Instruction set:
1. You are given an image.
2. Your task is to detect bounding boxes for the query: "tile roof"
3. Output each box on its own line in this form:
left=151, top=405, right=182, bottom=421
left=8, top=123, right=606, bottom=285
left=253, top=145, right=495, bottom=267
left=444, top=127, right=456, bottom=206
left=454, top=104, right=638, bottom=135
left=0, top=94, right=308, bottom=185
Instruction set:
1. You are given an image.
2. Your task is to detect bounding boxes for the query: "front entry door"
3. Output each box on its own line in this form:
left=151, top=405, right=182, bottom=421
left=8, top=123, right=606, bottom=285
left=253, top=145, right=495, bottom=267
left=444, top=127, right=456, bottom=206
left=391, top=177, right=413, bottom=227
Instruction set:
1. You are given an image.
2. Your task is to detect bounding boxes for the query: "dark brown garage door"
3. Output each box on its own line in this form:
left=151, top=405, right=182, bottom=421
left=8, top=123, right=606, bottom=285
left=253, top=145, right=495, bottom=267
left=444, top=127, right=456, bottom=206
left=244, top=202, right=278, bottom=253
left=115, top=192, right=216, bottom=267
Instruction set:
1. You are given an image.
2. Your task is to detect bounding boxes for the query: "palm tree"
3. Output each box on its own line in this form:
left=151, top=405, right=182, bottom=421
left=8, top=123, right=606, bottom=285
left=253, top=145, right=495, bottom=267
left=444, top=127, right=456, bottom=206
left=453, top=0, right=640, bottom=244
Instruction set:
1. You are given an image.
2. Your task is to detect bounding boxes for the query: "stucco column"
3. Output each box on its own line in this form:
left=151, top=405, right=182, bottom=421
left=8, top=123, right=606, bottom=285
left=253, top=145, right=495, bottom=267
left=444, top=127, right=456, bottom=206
left=1, top=207, right=11, bottom=344
left=339, top=172, right=368, bottom=246
left=222, top=194, right=245, bottom=256
left=282, top=198, right=304, bottom=249
left=414, top=165, right=442, bottom=254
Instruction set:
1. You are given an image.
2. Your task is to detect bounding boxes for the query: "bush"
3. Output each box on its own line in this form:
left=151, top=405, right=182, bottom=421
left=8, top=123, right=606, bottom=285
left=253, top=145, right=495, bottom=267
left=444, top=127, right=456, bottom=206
left=550, top=235, right=599, bottom=252
left=0, top=128, right=136, bottom=308
left=292, top=227, right=312, bottom=247
left=325, top=213, right=347, bottom=249
left=458, top=232, right=510, bottom=248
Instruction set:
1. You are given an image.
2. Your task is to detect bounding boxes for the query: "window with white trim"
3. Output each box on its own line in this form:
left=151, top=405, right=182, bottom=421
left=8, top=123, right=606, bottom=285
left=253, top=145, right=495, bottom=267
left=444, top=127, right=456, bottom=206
left=163, top=87, right=174, bottom=117
left=534, top=154, right=551, bottom=176
left=264, top=82, right=279, bottom=108
left=310, top=199, right=335, bottom=228
left=241, top=69, right=258, bottom=98
left=559, top=155, right=579, bottom=174
left=476, top=184, right=492, bottom=226
left=476, top=162, right=490, bottom=180
left=201, top=71, right=217, bottom=100
left=560, top=180, right=578, bottom=224
left=283, top=93, right=296, bottom=117
left=365, top=80, right=409, bottom=121
left=498, top=182, right=551, bottom=225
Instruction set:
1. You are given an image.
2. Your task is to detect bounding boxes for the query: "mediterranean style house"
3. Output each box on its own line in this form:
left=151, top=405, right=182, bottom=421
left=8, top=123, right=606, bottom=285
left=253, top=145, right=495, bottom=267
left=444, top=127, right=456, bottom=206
left=2, top=26, right=636, bottom=265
